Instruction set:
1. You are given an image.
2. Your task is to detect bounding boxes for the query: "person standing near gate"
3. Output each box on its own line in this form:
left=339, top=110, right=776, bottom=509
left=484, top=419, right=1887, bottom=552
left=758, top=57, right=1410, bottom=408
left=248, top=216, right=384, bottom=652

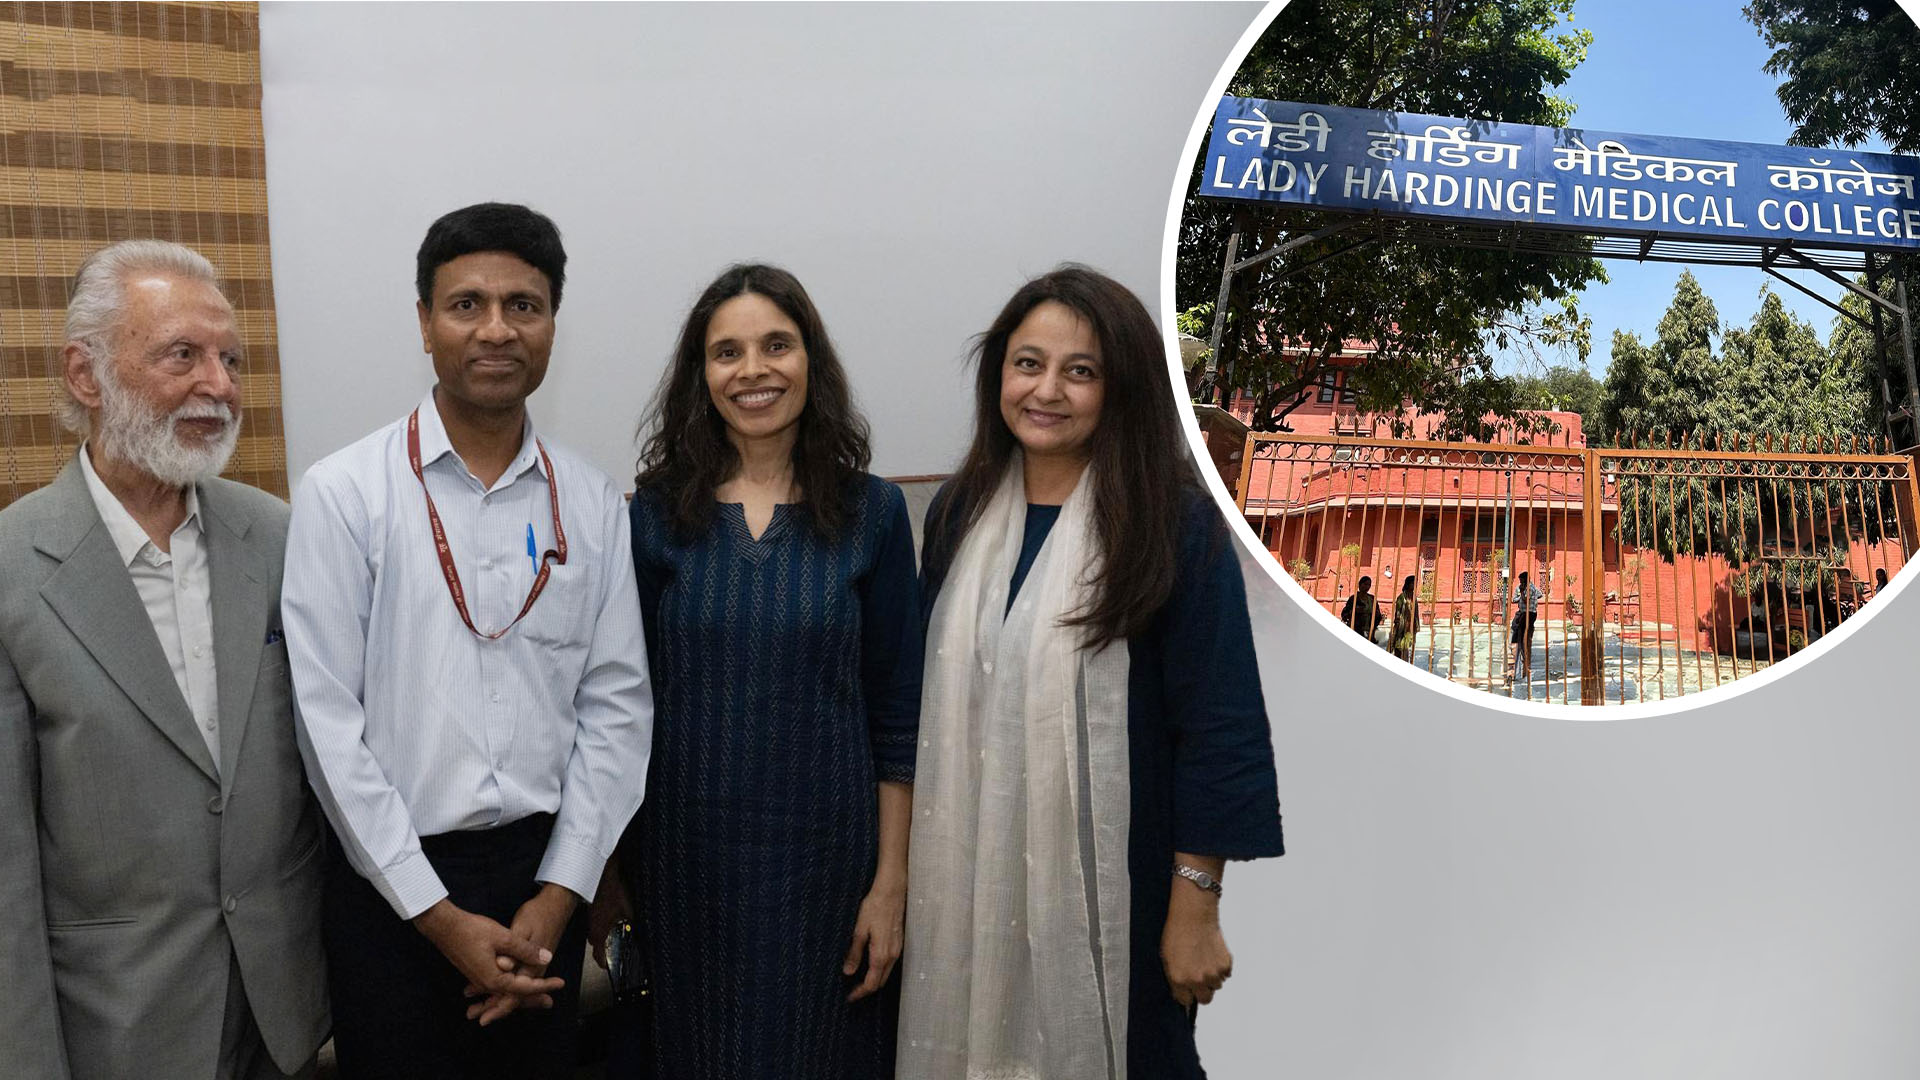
left=1340, top=574, right=1383, bottom=644
left=1390, top=574, right=1419, bottom=663
left=282, top=202, right=653, bottom=1078
left=1510, top=569, right=1543, bottom=685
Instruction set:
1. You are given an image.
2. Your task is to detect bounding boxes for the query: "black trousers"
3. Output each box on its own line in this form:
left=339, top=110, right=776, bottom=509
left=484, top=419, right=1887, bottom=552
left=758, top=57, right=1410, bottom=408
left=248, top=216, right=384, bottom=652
left=323, top=814, right=589, bottom=1080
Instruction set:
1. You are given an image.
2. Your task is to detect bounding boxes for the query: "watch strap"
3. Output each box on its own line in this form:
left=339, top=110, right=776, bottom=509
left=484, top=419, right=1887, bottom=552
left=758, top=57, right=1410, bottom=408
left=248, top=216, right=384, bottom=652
left=1173, top=863, right=1222, bottom=896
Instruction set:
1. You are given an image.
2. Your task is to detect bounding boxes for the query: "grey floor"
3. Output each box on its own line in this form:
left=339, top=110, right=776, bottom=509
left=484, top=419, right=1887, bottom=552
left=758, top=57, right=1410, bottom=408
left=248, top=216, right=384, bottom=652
left=1378, top=620, right=1771, bottom=704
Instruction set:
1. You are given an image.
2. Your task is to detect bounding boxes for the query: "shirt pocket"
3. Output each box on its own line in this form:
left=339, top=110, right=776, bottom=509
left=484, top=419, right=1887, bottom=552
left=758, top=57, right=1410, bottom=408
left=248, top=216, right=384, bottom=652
left=516, top=560, right=596, bottom=657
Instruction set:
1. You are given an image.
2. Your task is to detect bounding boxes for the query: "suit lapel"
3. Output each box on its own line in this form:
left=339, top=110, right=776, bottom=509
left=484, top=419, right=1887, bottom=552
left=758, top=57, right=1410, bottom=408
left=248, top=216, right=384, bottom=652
left=202, top=485, right=268, bottom=793
left=35, top=461, right=220, bottom=785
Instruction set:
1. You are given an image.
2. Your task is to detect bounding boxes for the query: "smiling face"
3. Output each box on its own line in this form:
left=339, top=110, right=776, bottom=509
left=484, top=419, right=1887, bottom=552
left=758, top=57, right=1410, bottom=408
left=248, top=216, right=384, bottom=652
left=704, top=291, right=809, bottom=449
left=416, top=250, right=554, bottom=416
left=998, top=300, right=1104, bottom=464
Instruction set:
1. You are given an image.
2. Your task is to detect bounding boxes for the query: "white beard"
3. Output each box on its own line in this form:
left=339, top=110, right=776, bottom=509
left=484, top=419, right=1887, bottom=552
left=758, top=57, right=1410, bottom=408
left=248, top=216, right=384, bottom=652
left=93, top=360, right=242, bottom=487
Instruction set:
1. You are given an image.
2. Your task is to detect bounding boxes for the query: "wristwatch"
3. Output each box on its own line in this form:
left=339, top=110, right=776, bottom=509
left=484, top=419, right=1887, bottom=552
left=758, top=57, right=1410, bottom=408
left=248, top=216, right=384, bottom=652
left=1173, top=864, right=1222, bottom=896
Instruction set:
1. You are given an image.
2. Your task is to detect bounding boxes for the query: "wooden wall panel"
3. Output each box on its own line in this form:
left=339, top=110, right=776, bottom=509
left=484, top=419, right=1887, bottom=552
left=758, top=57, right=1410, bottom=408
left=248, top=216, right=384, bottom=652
left=0, top=1, right=285, bottom=507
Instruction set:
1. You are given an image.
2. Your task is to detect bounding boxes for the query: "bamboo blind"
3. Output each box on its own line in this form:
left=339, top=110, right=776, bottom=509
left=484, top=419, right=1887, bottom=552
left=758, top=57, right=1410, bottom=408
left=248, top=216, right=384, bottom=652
left=0, top=1, right=285, bottom=510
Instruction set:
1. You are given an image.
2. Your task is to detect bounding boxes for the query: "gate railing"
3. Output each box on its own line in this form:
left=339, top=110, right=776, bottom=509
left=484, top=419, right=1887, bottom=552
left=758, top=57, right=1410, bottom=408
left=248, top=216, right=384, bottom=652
left=1236, top=430, right=1920, bottom=705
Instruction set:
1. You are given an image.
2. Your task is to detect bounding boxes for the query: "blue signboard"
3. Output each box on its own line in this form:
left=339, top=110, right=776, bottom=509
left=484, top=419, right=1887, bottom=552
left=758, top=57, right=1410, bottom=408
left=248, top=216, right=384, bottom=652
left=1202, top=97, right=1920, bottom=253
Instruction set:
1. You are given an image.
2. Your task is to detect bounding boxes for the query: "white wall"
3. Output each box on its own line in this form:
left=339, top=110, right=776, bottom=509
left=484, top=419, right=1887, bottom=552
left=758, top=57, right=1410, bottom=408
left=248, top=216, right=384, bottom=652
left=259, top=1, right=1258, bottom=484
left=1210, top=532, right=1920, bottom=1079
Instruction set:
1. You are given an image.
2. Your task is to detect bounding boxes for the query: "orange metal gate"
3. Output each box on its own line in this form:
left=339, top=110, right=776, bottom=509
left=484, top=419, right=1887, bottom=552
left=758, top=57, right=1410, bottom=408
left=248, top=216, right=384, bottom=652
left=1236, top=431, right=1920, bottom=705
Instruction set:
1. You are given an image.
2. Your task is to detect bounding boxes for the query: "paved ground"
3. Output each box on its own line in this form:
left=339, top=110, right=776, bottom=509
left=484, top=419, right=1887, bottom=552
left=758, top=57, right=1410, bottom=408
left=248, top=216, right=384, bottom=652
left=1380, top=619, right=1771, bottom=704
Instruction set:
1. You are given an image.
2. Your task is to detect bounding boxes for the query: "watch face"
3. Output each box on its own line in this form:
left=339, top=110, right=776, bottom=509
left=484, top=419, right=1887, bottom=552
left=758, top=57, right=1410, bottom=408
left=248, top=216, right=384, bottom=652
left=1176, top=865, right=1221, bottom=892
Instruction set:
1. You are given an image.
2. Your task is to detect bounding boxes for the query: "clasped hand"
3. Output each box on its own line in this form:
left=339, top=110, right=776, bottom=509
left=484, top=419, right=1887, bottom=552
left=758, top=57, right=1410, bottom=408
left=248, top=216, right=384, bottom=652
left=415, top=885, right=579, bottom=1027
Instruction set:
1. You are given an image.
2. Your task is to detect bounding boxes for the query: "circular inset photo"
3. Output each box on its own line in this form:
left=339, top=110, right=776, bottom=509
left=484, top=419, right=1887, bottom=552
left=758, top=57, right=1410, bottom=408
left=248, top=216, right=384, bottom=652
left=1173, top=0, right=1920, bottom=707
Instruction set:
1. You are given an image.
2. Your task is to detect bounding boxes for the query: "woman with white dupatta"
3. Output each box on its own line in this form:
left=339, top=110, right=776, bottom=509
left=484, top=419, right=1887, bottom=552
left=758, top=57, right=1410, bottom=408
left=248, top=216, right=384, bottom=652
left=899, top=266, right=1284, bottom=1079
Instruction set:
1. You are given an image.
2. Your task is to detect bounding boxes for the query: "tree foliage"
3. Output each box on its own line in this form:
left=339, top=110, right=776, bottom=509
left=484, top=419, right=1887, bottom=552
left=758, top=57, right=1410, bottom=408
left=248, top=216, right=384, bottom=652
left=1744, top=1, right=1920, bottom=448
left=1595, top=272, right=1890, bottom=588
left=1744, top=0, right=1920, bottom=153
left=1177, top=0, right=1606, bottom=438
left=1828, top=275, right=1907, bottom=435
left=1510, top=363, right=1603, bottom=426
left=1594, top=271, right=1727, bottom=442
left=1595, top=271, right=1878, bottom=444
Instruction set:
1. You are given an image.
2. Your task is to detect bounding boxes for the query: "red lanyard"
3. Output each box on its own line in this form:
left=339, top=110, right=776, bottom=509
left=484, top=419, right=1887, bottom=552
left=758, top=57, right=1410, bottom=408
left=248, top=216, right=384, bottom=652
left=407, top=408, right=568, bottom=640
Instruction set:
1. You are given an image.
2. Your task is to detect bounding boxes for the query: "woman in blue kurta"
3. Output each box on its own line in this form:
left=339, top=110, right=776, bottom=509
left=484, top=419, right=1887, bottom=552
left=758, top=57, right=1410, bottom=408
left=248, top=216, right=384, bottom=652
left=898, top=266, right=1283, bottom=1080
left=600, top=264, right=922, bottom=1079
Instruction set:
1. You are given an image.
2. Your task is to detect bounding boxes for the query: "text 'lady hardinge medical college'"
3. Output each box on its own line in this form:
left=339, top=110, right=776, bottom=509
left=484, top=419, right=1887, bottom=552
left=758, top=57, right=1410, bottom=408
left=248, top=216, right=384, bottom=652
left=1205, top=97, right=1920, bottom=251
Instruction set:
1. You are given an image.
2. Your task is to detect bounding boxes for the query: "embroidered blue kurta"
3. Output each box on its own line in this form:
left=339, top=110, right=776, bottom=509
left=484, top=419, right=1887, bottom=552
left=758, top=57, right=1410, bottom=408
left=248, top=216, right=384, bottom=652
left=624, top=475, right=922, bottom=1079
left=925, top=489, right=1285, bottom=1079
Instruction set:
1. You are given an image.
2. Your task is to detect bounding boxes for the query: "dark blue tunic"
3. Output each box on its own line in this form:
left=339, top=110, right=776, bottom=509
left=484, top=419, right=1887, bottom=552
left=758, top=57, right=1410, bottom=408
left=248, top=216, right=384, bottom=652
left=625, top=475, right=922, bottom=1080
left=925, top=490, right=1284, bottom=1079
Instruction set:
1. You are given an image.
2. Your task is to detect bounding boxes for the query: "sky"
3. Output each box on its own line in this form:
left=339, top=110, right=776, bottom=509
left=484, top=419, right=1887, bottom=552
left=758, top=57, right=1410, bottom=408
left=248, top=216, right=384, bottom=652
left=1492, top=0, right=1910, bottom=378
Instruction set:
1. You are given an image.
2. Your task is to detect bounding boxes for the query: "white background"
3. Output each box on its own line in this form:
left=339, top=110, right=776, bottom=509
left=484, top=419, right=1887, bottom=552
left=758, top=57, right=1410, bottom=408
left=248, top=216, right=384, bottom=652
left=258, top=1, right=1253, bottom=484
left=1214, top=534, right=1920, bottom=1078
left=260, top=3, right=1920, bottom=1078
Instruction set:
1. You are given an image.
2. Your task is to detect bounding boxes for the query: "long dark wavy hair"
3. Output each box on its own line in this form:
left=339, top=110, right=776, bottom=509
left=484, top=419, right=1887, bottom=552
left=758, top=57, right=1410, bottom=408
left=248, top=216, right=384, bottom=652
left=925, top=264, right=1196, bottom=649
left=635, top=264, right=871, bottom=540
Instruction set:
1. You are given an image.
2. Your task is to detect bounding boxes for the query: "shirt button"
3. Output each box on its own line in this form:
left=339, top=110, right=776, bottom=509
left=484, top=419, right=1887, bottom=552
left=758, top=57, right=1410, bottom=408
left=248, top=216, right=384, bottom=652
left=495, top=759, right=506, bottom=771
left=981, top=661, right=994, bottom=674
left=480, top=559, right=492, bottom=570
left=223, top=896, right=237, bottom=914
left=193, top=645, right=205, bottom=659
left=203, top=719, right=215, bottom=732
left=490, top=691, right=501, bottom=703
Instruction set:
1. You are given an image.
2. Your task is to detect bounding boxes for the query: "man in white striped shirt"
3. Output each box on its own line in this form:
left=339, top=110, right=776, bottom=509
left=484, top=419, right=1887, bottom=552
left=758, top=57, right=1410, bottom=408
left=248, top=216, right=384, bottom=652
left=282, top=203, right=653, bottom=1078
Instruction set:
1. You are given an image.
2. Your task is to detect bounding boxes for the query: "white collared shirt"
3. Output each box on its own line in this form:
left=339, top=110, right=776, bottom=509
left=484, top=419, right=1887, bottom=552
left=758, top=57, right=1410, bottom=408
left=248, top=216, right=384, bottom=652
left=79, top=445, right=221, bottom=768
left=283, top=390, right=653, bottom=919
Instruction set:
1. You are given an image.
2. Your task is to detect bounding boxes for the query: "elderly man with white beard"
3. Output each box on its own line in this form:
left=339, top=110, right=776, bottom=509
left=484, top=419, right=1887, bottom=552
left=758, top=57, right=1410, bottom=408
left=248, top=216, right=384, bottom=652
left=0, top=240, right=328, bottom=1080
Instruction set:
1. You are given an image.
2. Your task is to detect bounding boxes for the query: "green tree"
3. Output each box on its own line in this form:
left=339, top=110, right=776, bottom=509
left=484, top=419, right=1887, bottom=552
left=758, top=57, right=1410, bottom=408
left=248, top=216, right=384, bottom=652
left=1178, top=0, right=1606, bottom=438
left=1744, top=0, right=1920, bottom=153
left=1511, top=363, right=1603, bottom=427
left=1746, top=0, right=1920, bottom=447
left=1721, top=290, right=1872, bottom=436
left=1827, top=278, right=1900, bottom=438
left=1594, top=271, right=1722, bottom=443
left=1598, top=275, right=1890, bottom=590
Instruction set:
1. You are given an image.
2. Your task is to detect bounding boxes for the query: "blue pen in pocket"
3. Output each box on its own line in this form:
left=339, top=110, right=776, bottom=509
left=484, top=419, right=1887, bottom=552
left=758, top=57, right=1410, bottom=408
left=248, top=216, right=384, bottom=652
left=526, top=522, right=538, bottom=575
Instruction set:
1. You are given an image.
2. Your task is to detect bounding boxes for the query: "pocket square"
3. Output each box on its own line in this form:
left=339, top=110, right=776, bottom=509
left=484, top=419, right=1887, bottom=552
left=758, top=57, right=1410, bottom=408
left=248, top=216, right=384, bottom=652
left=265, top=628, right=284, bottom=645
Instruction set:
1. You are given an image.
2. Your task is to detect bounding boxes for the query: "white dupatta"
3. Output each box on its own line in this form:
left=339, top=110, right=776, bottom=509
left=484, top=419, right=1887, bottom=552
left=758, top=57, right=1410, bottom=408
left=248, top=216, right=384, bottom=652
left=899, top=457, right=1132, bottom=1080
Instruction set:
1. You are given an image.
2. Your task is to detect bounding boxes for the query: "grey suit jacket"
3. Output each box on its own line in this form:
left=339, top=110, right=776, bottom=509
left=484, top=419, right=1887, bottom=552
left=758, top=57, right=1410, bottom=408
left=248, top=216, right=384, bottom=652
left=0, top=459, right=329, bottom=1079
